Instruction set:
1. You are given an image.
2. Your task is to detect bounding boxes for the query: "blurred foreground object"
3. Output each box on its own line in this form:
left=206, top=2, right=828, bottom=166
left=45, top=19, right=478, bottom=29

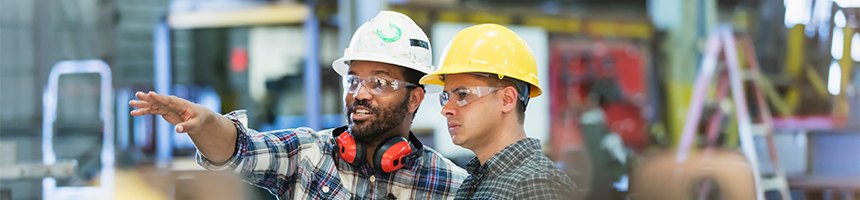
left=634, top=150, right=756, bottom=200
left=112, top=151, right=246, bottom=200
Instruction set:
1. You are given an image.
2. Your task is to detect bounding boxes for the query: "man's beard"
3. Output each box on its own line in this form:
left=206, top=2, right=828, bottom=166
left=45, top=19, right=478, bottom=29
left=345, top=96, right=411, bottom=143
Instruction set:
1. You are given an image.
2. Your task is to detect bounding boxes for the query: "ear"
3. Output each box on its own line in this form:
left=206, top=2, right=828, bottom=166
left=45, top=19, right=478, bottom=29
left=408, top=87, right=425, bottom=114
left=500, top=86, right=517, bottom=114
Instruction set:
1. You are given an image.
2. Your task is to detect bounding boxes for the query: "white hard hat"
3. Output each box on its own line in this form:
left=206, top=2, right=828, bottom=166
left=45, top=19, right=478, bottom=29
left=332, top=11, right=434, bottom=76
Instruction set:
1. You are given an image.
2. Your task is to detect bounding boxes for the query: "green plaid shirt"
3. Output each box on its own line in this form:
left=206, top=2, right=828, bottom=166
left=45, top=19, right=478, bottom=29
left=454, top=138, right=580, bottom=200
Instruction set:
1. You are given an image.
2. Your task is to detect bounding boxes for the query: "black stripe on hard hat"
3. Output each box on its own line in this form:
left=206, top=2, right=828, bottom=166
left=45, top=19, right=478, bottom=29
left=410, top=39, right=429, bottom=50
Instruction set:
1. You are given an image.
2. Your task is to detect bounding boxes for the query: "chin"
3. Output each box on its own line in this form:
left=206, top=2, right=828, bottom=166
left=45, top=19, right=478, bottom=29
left=350, top=121, right=365, bottom=127
left=349, top=119, right=370, bottom=127
left=451, top=137, right=467, bottom=147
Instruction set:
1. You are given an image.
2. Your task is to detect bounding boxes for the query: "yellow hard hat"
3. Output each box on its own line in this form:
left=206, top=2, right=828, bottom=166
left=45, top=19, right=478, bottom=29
left=419, top=24, right=542, bottom=98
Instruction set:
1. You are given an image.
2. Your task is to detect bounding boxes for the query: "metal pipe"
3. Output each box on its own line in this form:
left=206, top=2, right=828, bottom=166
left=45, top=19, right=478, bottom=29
left=154, top=18, right=173, bottom=168
left=304, top=1, right=321, bottom=130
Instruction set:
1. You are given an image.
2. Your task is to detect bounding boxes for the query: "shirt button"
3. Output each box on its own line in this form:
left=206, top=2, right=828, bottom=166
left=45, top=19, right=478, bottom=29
left=369, top=175, right=376, bottom=183
left=322, top=186, right=330, bottom=193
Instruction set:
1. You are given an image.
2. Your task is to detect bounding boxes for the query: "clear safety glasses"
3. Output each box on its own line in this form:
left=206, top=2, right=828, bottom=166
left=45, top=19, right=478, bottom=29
left=343, top=75, right=417, bottom=94
left=439, top=86, right=503, bottom=107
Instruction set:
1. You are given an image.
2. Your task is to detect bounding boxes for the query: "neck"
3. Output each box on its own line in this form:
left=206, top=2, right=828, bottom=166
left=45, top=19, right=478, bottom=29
left=472, top=119, right=526, bottom=164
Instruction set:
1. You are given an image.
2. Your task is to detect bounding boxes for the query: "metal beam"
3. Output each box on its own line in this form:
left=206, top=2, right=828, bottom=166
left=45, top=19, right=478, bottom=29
left=168, top=5, right=309, bottom=29
left=305, top=2, right=321, bottom=130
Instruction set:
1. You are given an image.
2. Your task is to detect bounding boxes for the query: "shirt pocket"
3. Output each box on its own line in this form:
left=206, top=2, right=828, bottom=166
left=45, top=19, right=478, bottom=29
left=306, top=172, right=346, bottom=200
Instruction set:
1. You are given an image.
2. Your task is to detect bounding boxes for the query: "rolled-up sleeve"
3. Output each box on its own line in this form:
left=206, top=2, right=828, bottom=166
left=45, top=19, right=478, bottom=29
left=195, top=110, right=328, bottom=197
left=196, top=110, right=252, bottom=171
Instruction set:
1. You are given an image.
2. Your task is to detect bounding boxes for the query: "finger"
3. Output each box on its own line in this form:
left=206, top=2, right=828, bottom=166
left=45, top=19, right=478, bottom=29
left=130, top=109, right=143, bottom=116
left=135, top=91, right=153, bottom=101
left=176, top=119, right=197, bottom=133
left=175, top=117, right=201, bottom=133
left=130, top=108, right=166, bottom=116
left=148, top=92, right=184, bottom=111
left=131, top=107, right=172, bottom=116
left=132, top=107, right=184, bottom=124
left=129, top=100, right=152, bottom=108
left=130, top=108, right=152, bottom=116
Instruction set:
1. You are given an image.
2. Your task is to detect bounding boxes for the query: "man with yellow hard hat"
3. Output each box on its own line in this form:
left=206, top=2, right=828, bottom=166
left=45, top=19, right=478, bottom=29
left=420, top=24, right=580, bottom=199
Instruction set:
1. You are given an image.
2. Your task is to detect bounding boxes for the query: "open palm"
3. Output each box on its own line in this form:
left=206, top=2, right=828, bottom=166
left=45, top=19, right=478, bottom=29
left=129, top=91, right=210, bottom=134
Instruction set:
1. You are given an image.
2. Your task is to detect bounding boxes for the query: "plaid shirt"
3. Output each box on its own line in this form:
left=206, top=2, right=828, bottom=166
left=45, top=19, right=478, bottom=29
left=197, top=110, right=468, bottom=200
left=454, top=138, right=580, bottom=200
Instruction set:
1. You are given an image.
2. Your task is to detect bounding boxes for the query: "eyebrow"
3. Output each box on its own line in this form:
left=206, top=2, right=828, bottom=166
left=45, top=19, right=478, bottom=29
left=347, top=70, right=392, bottom=76
left=372, top=70, right=392, bottom=76
left=447, top=86, right=468, bottom=93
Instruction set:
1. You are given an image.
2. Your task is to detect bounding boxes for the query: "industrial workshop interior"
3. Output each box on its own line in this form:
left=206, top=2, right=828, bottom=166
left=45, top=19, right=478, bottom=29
left=2, top=0, right=860, bottom=199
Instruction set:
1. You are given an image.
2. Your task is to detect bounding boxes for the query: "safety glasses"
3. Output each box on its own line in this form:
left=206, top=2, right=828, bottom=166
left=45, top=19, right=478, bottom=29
left=343, top=75, right=417, bottom=94
left=439, top=86, right=503, bottom=107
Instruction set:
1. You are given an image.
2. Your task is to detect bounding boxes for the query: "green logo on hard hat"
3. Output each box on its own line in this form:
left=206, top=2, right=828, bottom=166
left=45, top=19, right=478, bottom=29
left=376, top=23, right=401, bottom=43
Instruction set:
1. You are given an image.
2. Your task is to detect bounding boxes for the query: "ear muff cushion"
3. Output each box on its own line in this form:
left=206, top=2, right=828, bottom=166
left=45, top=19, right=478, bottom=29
left=373, top=137, right=412, bottom=173
left=353, top=139, right=366, bottom=166
left=336, top=132, right=366, bottom=167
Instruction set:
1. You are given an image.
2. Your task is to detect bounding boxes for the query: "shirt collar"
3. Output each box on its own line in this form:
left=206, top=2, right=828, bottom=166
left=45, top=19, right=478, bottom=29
left=465, top=138, right=543, bottom=177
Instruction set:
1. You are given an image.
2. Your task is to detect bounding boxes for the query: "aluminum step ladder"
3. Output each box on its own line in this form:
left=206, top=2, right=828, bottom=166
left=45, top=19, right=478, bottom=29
left=676, top=25, right=791, bottom=200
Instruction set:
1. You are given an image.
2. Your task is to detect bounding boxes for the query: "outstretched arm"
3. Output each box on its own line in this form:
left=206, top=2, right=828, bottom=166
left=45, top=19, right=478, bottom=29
left=129, top=91, right=237, bottom=163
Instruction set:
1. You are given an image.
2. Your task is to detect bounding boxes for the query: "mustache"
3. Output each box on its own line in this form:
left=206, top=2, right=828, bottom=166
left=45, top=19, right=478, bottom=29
left=346, top=99, right=378, bottom=115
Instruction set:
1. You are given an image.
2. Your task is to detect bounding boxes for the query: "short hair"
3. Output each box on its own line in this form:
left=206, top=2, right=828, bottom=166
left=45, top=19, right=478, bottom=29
left=401, top=67, right=425, bottom=120
left=471, top=74, right=527, bottom=124
left=401, top=68, right=425, bottom=91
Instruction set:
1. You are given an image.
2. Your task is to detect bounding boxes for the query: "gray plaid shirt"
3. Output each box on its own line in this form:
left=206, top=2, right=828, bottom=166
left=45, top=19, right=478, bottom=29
left=454, top=138, right=580, bottom=200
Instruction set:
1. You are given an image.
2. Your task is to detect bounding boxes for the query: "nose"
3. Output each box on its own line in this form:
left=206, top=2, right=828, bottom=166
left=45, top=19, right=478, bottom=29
left=440, top=98, right=457, bottom=117
left=352, top=83, right=373, bottom=101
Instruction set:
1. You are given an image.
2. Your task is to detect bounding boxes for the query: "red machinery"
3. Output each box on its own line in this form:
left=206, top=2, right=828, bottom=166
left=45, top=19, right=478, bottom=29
left=548, top=38, right=651, bottom=160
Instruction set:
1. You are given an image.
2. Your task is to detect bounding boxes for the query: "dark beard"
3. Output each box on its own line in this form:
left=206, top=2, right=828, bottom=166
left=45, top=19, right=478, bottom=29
left=345, top=96, right=411, bottom=143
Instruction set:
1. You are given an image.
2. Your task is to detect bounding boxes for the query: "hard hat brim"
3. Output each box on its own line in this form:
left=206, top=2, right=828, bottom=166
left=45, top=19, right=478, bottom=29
left=332, top=53, right=430, bottom=76
left=419, top=66, right=542, bottom=98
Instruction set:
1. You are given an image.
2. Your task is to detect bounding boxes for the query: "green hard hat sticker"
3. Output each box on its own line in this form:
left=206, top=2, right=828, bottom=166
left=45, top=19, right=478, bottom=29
left=376, top=23, right=401, bottom=43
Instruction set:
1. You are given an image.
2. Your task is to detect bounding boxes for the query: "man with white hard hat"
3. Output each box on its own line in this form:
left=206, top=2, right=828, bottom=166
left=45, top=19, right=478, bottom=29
left=130, top=11, right=466, bottom=199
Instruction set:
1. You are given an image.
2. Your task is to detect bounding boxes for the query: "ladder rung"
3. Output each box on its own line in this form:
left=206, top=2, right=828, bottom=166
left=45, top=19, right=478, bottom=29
left=742, top=70, right=756, bottom=80
left=761, top=176, right=789, bottom=191
left=750, top=124, right=770, bottom=136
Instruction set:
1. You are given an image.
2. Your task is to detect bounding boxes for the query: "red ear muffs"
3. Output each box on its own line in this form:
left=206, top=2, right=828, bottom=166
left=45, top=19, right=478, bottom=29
left=373, top=137, right=413, bottom=173
left=335, top=130, right=413, bottom=172
left=336, top=132, right=366, bottom=167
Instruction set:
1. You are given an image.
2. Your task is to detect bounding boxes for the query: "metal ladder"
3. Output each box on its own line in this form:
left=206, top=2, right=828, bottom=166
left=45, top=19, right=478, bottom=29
left=676, top=25, right=791, bottom=200
left=42, top=60, right=115, bottom=200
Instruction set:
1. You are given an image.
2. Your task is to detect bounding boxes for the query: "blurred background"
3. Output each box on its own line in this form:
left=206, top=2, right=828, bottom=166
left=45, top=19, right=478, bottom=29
left=1, top=0, right=860, bottom=199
